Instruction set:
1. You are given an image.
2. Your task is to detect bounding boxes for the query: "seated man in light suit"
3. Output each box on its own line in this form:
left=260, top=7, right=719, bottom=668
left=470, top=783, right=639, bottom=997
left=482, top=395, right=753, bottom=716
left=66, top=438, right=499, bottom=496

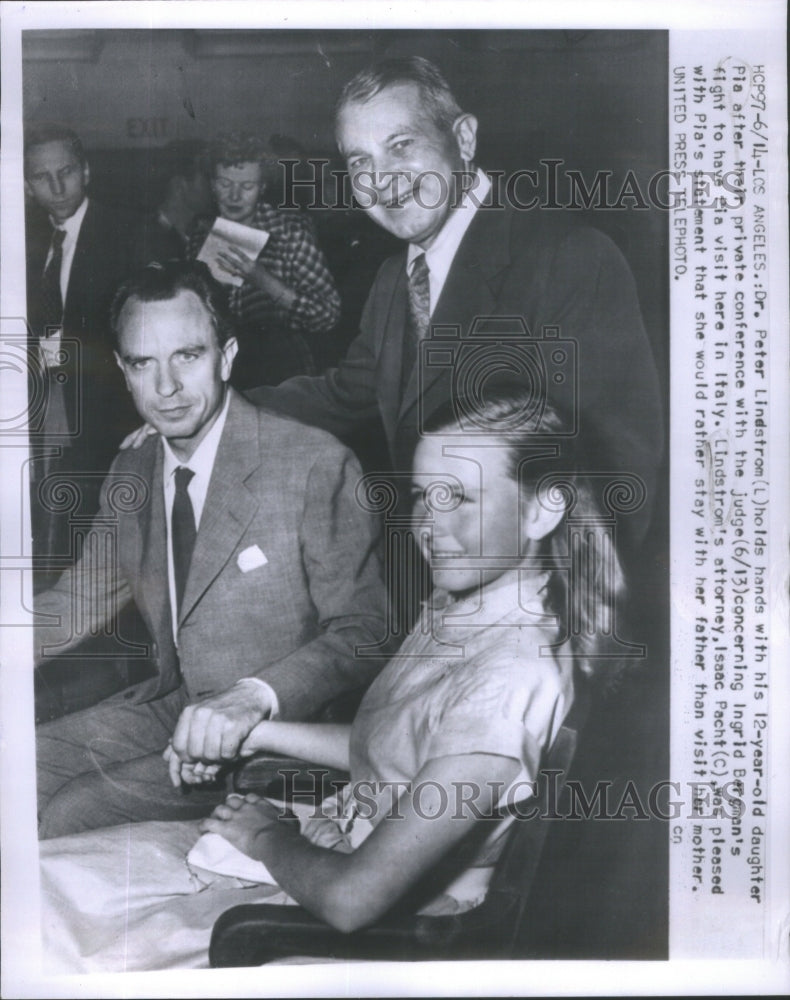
left=34, top=260, right=387, bottom=839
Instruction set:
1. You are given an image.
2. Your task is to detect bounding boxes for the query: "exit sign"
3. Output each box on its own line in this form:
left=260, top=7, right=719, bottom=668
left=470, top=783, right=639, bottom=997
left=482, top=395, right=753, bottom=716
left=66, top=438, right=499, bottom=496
left=126, top=117, right=170, bottom=140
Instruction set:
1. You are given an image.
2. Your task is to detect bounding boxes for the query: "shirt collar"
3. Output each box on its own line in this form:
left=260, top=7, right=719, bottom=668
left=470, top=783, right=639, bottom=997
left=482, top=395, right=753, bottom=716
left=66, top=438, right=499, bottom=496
left=407, top=168, right=492, bottom=276
left=428, top=568, right=552, bottom=630
left=162, top=389, right=231, bottom=485
left=50, top=195, right=88, bottom=237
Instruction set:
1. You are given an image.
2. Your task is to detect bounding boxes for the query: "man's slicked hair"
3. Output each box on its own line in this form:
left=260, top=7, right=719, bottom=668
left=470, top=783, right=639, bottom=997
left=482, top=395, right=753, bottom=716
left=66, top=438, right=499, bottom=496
left=110, top=260, right=234, bottom=349
left=24, top=122, right=87, bottom=173
left=335, top=56, right=465, bottom=137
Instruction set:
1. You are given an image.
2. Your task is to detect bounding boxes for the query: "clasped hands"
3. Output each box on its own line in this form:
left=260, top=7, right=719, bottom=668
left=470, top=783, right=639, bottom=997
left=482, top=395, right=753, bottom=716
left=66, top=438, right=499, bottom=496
left=163, top=680, right=272, bottom=787
left=198, top=792, right=298, bottom=860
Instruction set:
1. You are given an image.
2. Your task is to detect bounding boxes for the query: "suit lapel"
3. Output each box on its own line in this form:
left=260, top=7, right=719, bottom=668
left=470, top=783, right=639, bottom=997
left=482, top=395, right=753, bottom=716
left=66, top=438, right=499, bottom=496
left=25, top=210, right=51, bottom=282
left=63, top=200, right=94, bottom=324
left=398, top=205, right=514, bottom=420
left=137, top=438, right=172, bottom=644
left=178, top=392, right=262, bottom=626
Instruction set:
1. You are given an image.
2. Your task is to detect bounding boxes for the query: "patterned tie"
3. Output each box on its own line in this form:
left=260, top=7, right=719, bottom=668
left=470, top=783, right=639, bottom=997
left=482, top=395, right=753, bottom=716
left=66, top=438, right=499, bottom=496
left=40, top=227, right=66, bottom=338
left=403, top=252, right=431, bottom=388
left=172, top=466, right=197, bottom=616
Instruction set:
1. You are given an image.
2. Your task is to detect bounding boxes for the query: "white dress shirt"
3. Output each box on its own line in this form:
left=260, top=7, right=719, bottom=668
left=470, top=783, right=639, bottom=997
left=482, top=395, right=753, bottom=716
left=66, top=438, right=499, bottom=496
left=162, top=392, right=230, bottom=627
left=161, top=391, right=278, bottom=714
left=39, top=196, right=89, bottom=376
left=406, top=169, right=492, bottom=314
left=46, top=195, right=89, bottom=304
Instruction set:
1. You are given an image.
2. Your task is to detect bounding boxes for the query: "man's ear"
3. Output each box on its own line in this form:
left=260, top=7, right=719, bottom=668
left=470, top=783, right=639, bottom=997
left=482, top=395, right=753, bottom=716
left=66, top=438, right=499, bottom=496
left=522, top=492, right=566, bottom=542
left=113, top=351, right=131, bottom=391
left=82, top=161, right=91, bottom=189
left=220, top=336, right=239, bottom=381
left=452, top=113, right=478, bottom=167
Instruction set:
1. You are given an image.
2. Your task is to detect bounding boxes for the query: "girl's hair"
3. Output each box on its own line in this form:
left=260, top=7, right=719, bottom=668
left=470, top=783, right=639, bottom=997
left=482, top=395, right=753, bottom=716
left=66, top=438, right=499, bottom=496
left=422, top=378, right=627, bottom=682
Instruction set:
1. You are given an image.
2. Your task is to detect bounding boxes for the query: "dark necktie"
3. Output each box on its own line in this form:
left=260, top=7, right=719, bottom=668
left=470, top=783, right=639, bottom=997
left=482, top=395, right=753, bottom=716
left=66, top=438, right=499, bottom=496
left=40, top=227, right=66, bottom=338
left=402, top=252, right=431, bottom=388
left=172, top=466, right=197, bottom=616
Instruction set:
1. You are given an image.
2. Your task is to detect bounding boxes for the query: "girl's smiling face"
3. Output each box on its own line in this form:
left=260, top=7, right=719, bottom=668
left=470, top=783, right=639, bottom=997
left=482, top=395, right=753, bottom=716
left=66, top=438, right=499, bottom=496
left=412, top=433, right=525, bottom=594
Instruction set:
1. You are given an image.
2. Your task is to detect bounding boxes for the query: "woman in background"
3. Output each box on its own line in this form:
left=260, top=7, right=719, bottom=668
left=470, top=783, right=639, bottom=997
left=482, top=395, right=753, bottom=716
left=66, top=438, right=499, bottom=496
left=188, top=131, right=340, bottom=388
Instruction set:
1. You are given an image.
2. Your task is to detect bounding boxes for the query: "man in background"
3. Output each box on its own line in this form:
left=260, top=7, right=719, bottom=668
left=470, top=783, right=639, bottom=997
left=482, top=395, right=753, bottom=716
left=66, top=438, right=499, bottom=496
left=25, top=123, right=143, bottom=581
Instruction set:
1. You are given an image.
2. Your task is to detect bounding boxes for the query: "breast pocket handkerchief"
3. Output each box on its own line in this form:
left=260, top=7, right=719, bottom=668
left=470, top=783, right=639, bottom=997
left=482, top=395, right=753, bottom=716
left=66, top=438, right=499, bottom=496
left=237, top=544, right=268, bottom=573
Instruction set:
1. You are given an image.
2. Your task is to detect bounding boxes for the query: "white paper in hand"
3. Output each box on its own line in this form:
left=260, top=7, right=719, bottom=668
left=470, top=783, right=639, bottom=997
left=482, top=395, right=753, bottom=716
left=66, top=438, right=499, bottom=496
left=196, top=217, right=270, bottom=286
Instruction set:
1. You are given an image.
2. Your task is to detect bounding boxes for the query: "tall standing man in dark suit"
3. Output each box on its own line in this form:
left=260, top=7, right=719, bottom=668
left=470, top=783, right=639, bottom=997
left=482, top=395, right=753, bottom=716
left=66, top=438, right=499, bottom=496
left=34, top=261, right=387, bottom=838
left=24, top=124, right=158, bottom=583
left=249, top=57, right=664, bottom=550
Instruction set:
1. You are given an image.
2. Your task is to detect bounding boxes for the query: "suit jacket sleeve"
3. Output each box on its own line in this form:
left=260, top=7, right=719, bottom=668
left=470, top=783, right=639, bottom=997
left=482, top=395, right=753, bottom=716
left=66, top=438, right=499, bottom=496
left=537, top=226, right=664, bottom=535
left=244, top=271, right=384, bottom=439
left=32, top=465, right=135, bottom=662
left=254, top=445, right=388, bottom=719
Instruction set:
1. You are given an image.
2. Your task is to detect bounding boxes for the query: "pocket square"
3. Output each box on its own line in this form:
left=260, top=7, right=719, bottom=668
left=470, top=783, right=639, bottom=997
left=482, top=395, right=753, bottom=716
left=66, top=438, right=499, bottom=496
left=237, top=544, right=268, bottom=573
